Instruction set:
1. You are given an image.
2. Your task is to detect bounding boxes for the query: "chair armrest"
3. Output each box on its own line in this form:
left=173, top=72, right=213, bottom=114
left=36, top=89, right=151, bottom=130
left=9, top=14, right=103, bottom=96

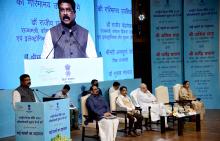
left=164, top=102, right=176, bottom=113
left=112, top=110, right=127, bottom=114
left=176, top=100, right=192, bottom=104
left=83, top=115, right=89, bottom=119
left=83, top=115, right=90, bottom=125
left=83, top=115, right=99, bottom=126
left=164, top=101, right=176, bottom=105
left=196, top=98, right=201, bottom=101
left=135, top=106, right=142, bottom=114
left=135, top=106, right=141, bottom=110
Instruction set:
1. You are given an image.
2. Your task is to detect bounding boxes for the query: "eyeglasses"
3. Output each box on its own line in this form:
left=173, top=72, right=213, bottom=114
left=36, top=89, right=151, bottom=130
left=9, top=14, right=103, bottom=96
left=59, top=8, right=74, bottom=14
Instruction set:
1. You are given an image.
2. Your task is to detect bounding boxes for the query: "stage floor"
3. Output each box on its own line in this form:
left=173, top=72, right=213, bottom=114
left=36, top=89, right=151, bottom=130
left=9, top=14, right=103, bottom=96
left=1, top=109, right=220, bottom=141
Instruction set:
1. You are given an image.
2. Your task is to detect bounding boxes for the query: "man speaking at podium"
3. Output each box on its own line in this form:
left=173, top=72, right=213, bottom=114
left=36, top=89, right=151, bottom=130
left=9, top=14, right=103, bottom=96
left=41, top=0, right=97, bottom=59
left=12, top=74, right=36, bottom=109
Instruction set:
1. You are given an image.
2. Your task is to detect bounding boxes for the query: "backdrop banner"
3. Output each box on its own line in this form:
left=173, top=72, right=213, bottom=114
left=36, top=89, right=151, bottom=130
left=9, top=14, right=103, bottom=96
left=184, top=0, right=219, bottom=108
left=150, top=0, right=183, bottom=100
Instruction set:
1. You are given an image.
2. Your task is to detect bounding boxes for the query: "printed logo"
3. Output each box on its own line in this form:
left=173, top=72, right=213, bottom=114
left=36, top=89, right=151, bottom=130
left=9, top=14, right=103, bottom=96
left=26, top=104, right=32, bottom=113
left=56, top=102, right=60, bottom=111
left=65, top=64, right=71, bottom=77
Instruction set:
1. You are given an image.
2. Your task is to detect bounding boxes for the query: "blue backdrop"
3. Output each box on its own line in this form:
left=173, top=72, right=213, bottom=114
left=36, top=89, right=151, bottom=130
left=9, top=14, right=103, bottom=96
left=150, top=0, right=183, bottom=100
left=150, top=0, right=220, bottom=108
left=184, top=0, right=219, bottom=108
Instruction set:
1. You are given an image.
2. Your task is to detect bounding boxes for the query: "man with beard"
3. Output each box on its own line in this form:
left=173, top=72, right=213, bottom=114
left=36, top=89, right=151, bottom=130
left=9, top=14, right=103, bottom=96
left=41, top=0, right=97, bottom=59
left=12, top=74, right=36, bottom=109
left=86, top=85, right=119, bottom=141
left=91, top=79, right=102, bottom=95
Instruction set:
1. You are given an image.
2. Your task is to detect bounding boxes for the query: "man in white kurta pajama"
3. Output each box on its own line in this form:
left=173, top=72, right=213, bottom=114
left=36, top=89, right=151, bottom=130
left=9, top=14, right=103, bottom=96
left=134, top=83, right=168, bottom=127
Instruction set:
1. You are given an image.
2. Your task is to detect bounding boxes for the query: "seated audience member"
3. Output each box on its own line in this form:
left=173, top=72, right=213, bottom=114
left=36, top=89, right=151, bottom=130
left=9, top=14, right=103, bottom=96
left=86, top=85, right=119, bottom=141
left=109, top=81, right=120, bottom=94
left=90, top=79, right=102, bottom=95
left=55, top=84, right=79, bottom=129
left=135, top=83, right=169, bottom=127
left=80, top=85, right=90, bottom=97
left=179, top=80, right=205, bottom=120
left=116, top=86, right=143, bottom=136
left=12, top=74, right=36, bottom=109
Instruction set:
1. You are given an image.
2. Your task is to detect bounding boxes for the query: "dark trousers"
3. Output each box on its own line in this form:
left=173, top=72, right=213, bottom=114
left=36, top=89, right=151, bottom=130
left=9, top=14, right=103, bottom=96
left=127, top=112, right=143, bottom=132
left=70, top=109, right=79, bottom=129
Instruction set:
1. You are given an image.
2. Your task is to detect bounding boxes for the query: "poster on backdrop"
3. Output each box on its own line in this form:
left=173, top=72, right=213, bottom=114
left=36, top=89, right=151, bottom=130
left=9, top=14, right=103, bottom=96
left=150, top=0, right=183, bottom=99
left=183, top=0, right=219, bottom=108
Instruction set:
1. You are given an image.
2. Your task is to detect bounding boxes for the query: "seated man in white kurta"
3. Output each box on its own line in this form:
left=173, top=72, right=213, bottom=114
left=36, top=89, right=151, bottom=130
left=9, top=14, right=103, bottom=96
left=134, top=83, right=168, bottom=127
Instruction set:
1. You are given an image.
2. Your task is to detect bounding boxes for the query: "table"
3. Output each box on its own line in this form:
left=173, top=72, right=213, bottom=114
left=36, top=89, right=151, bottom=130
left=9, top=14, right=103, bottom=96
left=160, top=113, right=201, bottom=136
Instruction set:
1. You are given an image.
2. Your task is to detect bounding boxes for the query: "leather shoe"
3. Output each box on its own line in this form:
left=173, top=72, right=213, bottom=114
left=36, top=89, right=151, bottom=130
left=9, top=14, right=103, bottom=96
left=127, top=132, right=136, bottom=137
left=133, top=131, right=141, bottom=136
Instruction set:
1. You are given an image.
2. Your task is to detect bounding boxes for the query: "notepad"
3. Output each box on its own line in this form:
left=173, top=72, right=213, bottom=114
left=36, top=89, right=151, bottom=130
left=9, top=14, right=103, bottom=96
left=104, top=115, right=117, bottom=119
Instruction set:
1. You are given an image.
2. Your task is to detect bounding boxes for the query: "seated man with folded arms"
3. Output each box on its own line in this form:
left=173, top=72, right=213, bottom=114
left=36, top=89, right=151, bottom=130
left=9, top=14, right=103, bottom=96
left=86, top=85, right=119, bottom=141
left=134, top=83, right=169, bottom=127
left=55, top=84, right=79, bottom=130
left=116, top=86, right=143, bottom=136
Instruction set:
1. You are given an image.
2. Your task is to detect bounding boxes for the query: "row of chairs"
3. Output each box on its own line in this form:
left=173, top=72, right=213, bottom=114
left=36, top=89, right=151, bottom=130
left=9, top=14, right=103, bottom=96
left=81, top=84, right=186, bottom=141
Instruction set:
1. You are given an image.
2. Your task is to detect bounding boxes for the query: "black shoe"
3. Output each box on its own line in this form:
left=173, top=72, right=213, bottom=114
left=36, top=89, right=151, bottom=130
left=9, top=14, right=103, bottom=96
left=74, top=127, right=80, bottom=130
left=127, top=132, right=136, bottom=137
left=133, top=130, right=141, bottom=136
left=71, top=126, right=80, bottom=130
left=165, top=127, right=174, bottom=131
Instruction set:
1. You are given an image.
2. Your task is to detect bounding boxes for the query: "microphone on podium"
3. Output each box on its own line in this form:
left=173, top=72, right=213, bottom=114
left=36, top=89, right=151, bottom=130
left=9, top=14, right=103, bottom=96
left=46, top=31, right=65, bottom=59
left=32, top=89, right=41, bottom=102
left=99, top=51, right=102, bottom=57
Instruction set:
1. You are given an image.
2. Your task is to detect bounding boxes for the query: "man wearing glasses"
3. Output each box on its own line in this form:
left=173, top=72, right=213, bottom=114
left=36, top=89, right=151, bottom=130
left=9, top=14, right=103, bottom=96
left=41, top=0, right=97, bottom=59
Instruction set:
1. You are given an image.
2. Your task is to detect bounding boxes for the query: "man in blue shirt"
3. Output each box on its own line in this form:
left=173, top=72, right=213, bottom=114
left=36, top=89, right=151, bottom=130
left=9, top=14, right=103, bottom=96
left=86, top=85, right=119, bottom=141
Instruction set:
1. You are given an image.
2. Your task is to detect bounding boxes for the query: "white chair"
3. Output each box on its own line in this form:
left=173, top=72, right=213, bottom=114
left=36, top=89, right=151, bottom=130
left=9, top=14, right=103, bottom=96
left=109, top=91, right=129, bottom=134
left=81, top=94, right=99, bottom=141
left=130, top=88, right=151, bottom=130
left=130, top=88, right=141, bottom=108
left=109, top=91, right=119, bottom=113
left=155, top=85, right=176, bottom=113
left=155, top=86, right=169, bottom=104
left=155, top=85, right=176, bottom=127
left=173, top=84, right=182, bottom=102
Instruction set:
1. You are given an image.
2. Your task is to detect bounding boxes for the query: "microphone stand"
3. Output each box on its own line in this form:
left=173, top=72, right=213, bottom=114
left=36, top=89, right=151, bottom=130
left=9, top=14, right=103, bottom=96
left=35, top=89, right=51, bottom=97
left=46, top=31, right=65, bottom=59
left=69, top=30, right=87, bottom=57
left=32, top=89, right=41, bottom=102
